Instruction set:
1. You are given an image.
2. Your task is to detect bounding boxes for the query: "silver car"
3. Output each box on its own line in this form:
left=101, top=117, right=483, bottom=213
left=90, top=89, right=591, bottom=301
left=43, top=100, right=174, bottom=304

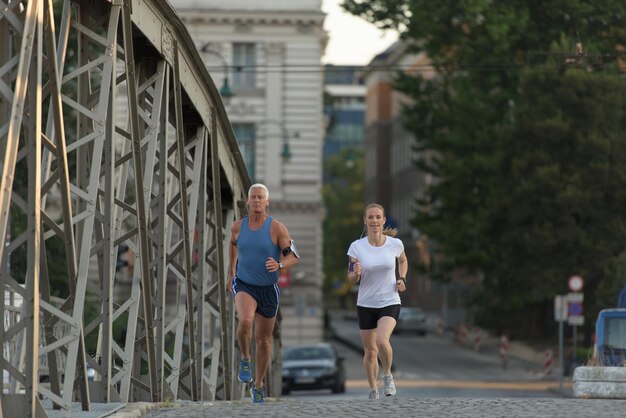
left=394, top=307, right=427, bottom=336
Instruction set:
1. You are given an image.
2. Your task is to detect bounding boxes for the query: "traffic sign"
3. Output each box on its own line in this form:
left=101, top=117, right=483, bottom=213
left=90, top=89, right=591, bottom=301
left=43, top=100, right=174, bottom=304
left=567, top=292, right=584, bottom=304
left=568, top=315, right=584, bottom=326
left=568, top=275, right=584, bottom=292
left=568, top=301, right=583, bottom=316
left=554, top=295, right=567, bottom=322
left=567, top=292, right=584, bottom=325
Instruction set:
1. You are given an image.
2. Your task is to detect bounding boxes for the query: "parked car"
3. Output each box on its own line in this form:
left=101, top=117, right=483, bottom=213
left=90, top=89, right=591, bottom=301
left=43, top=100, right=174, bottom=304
left=282, top=343, right=346, bottom=395
left=394, top=307, right=427, bottom=336
left=595, top=308, right=626, bottom=366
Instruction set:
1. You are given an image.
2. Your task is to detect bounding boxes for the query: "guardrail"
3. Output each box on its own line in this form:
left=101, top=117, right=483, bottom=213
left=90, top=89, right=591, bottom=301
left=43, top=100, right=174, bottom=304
left=0, top=0, right=250, bottom=415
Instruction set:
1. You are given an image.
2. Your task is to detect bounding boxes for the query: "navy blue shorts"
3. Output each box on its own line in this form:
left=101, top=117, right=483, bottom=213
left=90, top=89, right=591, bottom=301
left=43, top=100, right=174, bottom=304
left=357, top=305, right=401, bottom=330
left=232, top=276, right=280, bottom=318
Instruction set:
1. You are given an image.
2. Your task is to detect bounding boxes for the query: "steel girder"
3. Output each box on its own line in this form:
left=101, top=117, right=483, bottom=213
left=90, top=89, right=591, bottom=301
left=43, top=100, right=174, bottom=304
left=0, top=0, right=250, bottom=416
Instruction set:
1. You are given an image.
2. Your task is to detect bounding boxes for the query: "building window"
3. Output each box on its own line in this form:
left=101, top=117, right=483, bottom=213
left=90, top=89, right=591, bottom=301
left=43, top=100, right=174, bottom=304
left=232, top=43, right=256, bottom=88
left=232, top=123, right=256, bottom=180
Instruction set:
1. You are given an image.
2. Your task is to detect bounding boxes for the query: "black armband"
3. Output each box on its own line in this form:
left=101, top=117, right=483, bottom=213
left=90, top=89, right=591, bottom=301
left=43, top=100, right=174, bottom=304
left=281, top=239, right=301, bottom=258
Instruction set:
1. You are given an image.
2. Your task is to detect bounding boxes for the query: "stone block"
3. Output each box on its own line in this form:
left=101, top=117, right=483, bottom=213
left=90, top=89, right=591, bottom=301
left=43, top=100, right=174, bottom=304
left=573, top=366, right=626, bottom=398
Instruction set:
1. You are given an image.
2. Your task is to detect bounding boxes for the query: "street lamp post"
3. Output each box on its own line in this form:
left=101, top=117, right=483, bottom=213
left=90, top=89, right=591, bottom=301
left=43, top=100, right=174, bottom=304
left=256, top=120, right=297, bottom=198
left=258, top=119, right=296, bottom=163
left=200, top=44, right=235, bottom=104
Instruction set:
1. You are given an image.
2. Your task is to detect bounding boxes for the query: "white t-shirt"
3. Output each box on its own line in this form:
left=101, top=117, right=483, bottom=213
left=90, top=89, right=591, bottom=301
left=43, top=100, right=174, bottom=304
left=347, top=236, right=404, bottom=308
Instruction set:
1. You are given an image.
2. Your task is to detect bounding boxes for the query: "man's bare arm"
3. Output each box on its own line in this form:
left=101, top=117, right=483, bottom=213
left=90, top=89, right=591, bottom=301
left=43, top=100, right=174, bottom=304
left=227, top=221, right=241, bottom=289
left=276, top=222, right=299, bottom=270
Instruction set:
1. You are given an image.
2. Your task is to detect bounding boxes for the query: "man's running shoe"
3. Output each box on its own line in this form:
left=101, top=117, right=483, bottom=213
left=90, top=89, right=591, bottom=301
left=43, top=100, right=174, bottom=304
left=368, top=388, right=380, bottom=399
left=383, top=374, right=396, bottom=396
left=238, top=358, right=252, bottom=383
left=250, top=385, right=265, bottom=403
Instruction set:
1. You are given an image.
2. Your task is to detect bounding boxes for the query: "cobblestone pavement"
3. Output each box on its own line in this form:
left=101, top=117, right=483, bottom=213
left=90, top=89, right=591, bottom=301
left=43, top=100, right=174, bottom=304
left=139, top=397, right=626, bottom=418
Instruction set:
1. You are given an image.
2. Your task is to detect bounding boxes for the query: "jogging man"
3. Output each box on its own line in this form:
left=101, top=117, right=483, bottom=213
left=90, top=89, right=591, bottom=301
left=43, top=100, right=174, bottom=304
left=227, top=183, right=300, bottom=403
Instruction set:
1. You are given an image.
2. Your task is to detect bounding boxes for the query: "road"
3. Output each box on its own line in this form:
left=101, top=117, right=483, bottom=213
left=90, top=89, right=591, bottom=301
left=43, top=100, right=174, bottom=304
left=284, top=313, right=568, bottom=400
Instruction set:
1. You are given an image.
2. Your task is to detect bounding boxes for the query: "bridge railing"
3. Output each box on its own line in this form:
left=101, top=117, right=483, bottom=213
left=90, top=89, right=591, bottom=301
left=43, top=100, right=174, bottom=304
left=0, top=0, right=250, bottom=415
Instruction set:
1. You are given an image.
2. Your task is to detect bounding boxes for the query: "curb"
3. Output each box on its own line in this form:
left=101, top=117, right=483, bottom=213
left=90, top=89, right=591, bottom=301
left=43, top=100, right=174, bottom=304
left=454, top=328, right=553, bottom=373
left=546, top=380, right=574, bottom=398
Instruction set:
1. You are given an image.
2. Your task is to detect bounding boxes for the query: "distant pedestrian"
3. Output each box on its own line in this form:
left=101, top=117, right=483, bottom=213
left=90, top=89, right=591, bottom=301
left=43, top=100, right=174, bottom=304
left=227, top=183, right=300, bottom=403
left=347, top=203, right=408, bottom=399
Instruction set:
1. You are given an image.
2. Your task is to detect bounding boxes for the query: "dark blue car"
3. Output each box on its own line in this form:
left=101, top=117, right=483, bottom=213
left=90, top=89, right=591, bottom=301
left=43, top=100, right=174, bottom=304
left=281, top=343, right=346, bottom=395
left=595, top=309, right=626, bottom=366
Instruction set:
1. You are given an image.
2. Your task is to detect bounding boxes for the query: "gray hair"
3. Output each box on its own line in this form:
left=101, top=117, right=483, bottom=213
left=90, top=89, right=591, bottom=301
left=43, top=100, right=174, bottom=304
left=248, top=183, right=269, bottom=199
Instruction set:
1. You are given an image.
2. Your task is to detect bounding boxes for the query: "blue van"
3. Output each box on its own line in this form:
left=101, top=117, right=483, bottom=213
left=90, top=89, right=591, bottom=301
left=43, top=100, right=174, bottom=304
left=595, top=309, right=626, bottom=366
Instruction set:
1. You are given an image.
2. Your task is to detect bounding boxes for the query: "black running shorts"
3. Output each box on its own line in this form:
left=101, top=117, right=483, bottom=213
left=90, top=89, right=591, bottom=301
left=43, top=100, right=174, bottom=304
left=357, top=304, right=401, bottom=330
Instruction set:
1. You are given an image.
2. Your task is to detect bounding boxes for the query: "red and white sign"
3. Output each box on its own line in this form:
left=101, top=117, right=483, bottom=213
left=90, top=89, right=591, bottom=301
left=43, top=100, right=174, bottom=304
left=500, top=335, right=509, bottom=357
left=472, top=327, right=483, bottom=351
left=435, top=317, right=444, bottom=336
left=278, top=270, right=291, bottom=288
left=568, top=275, right=584, bottom=292
left=543, top=349, right=554, bottom=376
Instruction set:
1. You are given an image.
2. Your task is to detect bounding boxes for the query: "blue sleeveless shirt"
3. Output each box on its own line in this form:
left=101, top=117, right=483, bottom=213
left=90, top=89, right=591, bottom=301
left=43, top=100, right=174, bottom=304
left=236, top=216, right=281, bottom=286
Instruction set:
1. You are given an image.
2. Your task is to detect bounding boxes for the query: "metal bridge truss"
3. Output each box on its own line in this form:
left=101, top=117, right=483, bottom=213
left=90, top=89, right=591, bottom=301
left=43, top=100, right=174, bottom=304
left=0, top=0, right=251, bottom=415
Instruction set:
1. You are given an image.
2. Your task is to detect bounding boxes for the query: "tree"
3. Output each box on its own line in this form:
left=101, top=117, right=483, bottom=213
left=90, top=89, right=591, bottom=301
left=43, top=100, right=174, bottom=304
left=343, top=0, right=626, bottom=339
left=478, top=68, right=626, bottom=339
left=322, top=148, right=365, bottom=304
left=346, top=0, right=626, bottom=272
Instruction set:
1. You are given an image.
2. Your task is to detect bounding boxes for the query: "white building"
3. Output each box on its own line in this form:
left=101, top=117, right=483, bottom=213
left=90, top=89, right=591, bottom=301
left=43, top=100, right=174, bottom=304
left=171, top=0, right=327, bottom=346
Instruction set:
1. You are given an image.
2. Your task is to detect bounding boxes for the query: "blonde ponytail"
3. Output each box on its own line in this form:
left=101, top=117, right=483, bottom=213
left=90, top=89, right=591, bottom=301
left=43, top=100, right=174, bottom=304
left=383, top=227, right=398, bottom=237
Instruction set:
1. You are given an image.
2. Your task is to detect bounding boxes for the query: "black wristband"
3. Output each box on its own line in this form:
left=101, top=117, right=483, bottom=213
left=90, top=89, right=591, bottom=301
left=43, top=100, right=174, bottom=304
left=399, top=277, right=406, bottom=283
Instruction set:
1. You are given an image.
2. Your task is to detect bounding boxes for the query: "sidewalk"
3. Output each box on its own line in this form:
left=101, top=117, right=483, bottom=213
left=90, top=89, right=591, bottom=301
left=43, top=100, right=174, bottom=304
left=140, top=397, right=626, bottom=418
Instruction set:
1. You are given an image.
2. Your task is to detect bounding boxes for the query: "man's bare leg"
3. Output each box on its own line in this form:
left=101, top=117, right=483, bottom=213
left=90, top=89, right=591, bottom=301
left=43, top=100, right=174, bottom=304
left=252, top=313, right=277, bottom=389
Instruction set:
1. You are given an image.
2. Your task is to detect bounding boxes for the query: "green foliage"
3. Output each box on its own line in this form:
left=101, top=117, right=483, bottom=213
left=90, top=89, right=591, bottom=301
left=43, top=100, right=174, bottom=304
left=478, top=69, right=626, bottom=338
left=9, top=153, right=70, bottom=296
left=343, top=0, right=626, bottom=340
left=84, top=305, right=129, bottom=356
left=322, top=148, right=365, bottom=298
